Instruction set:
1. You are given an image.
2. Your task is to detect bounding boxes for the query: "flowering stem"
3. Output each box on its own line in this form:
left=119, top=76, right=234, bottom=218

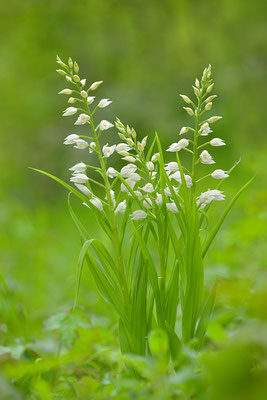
left=191, top=98, right=201, bottom=200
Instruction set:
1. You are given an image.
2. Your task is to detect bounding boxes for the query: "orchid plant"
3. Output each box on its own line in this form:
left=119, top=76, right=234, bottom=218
left=33, top=57, right=253, bottom=359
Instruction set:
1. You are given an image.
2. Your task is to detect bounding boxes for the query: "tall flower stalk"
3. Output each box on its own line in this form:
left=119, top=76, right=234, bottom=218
left=33, top=57, right=253, bottom=358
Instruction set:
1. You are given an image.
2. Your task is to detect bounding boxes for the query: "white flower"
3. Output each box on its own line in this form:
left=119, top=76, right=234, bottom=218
left=127, top=172, right=141, bottom=182
left=133, top=190, right=142, bottom=198
left=58, top=89, right=72, bottom=95
left=74, top=113, right=90, bottom=125
left=74, top=139, right=89, bottom=149
left=208, top=116, right=222, bottom=123
left=115, top=200, right=127, bottom=214
left=108, top=189, right=116, bottom=206
left=146, top=161, right=154, bottom=171
left=63, top=134, right=79, bottom=145
left=63, top=107, right=77, bottom=116
left=151, top=172, right=157, bottom=180
left=80, top=79, right=86, bottom=87
left=107, top=167, right=118, bottom=178
left=87, top=96, right=95, bottom=104
left=121, top=179, right=136, bottom=192
left=75, top=183, right=92, bottom=196
left=69, top=162, right=87, bottom=173
left=120, top=164, right=137, bottom=177
left=210, top=138, right=226, bottom=146
left=102, top=144, right=116, bottom=158
left=170, top=172, right=192, bottom=188
left=141, top=183, right=154, bottom=193
left=143, top=197, right=152, bottom=209
left=167, top=138, right=189, bottom=152
left=211, top=169, right=229, bottom=179
left=165, top=162, right=179, bottom=172
left=166, top=202, right=179, bottom=213
left=184, top=175, right=193, bottom=188
left=98, top=98, right=112, bottom=108
left=200, top=150, right=215, bottom=164
left=164, top=186, right=178, bottom=197
left=155, top=193, right=162, bottom=205
left=100, top=120, right=114, bottom=131
left=89, top=142, right=96, bottom=153
left=179, top=126, right=189, bottom=135
left=89, top=81, right=103, bottom=91
left=68, top=97, right=76, bottom=104
left=89, top=197, right=103, bottom=211
left=200, top=122, right=213, bottom=136
left=116, top=143, right=131, bottom=153
left=151, top=153, right=160, bottom=162
left=70, top=173, right=89, bottom=184
left=197, top=189, right=225, bottom=208
left=131, top=210, right=147, bottom=220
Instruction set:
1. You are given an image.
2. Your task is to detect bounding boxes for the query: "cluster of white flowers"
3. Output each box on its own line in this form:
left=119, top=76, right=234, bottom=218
left=57, top=57, right=231, bottom=222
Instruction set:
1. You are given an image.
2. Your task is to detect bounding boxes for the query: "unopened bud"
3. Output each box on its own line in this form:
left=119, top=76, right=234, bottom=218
left=137, top=141, right=144, bottom=152
left=206, top=83, right=214, bottom=93
left=183, top=107, right=194, bottom=116
left=58, top=89, right=72, bottom=95
left=131, top=128, right=137, bottom=139
left=118, top=151, right=130, bottom=157
left=205, top=95, right=217, bottom=103
left=125, top=138, right=134, bottom=146
left=141, top=136, right=148, bottom=147
left=74, top=61, right=79, bottom=74
left=80, top=79, right=86, bottom=87
left=146, top=161, right=154, bottom=171
left=180, top=94, right=191, bottom=104
left=208, top=116, right=222, bottom=123
left=179, top=126, right=189, bottom=135
left=56, top=56, right=67, bottom=68
left=118, top=132, right=125, bottom=140
left=56, top=69, right=67, bottom=76
left=195, top=78, right=200, bottom=87
left=81, top=90, right=88, bottom=98
left=193, top=86, right=200, bottom=98
left=73, top=75, right=80, bottom=82
left=122, top=156, right=136, bottom=162
left=205, top=102, right=212, bottom=111
left=66, top=76, right=72, bottom=83
left=68, top=57, right=73, bottom=68
left=68, top=97, right=77, bottom=103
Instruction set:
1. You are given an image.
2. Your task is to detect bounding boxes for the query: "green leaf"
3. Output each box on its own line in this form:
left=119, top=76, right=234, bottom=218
left=165, top=261, right=179, bottom=330
left=195, top=279, right=217, bottom=344
left=202, top=176, right=255, bottom=258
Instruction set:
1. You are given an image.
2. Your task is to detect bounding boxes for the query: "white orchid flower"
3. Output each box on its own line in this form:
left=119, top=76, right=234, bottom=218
left=116, top=143, right=131, bottom=153
left=165, top=162, right=179, bottom=172
left=146, top=161, right=154, bottom=171
left=75, top=184, right=92, bottom=196
left=58, top=89, right=72, bottom=95
left=102, top=144, right=116, bottom=158
left=74, top=113, right=90, bottom=125
left=210, top=138, right=226, bottom=146
left=200, top=122, right=213, bottom=136
left=179, top=127, right=189, bottom=135
left=107, top=167, right=118, bottom=178
left=166, top=202, right=179, bottom=213
left=120, top=164, right=137, bottom=177
left=69, top=162, right=87, bottom=173
left=167, top=138, right=189, bottom=152
left=63, top=107, right=77, bottom=116
left=74, top=139, right=89, bottom=149
left=141, top=183, right=154, bottom=193
left=211, top=169, right=229, bottom=179
left=155, top=193, right=162, bottom=205
left=115, top=200, right=127, bottom=214
left=87, top=96, right=95, bottom=104
left=63, top=134, right=79, bottom=145
left=143, top=198, right=152, bottom=209
left=200, top=150, right=215, bottom=164
left=70, top=174, right=89, bottom=184
left=131, top=210, right=147, bottom=220
left=99, top=120, right=114, bottom=131
left=89, top=197, right=103, bottom=211
left=121, top=179, right=136, bottom=192
left=98, top=98, right=112, bottom=108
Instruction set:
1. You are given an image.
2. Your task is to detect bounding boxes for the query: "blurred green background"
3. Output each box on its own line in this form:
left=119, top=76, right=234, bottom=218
left=1, top=0, right=266, bottom=336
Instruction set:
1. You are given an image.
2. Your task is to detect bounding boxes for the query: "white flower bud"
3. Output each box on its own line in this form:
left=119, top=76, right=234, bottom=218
left=74, top=61, right=79, bottom=74
left=73, top=75, right=80, bottom=82
left=89, top=142, right=96, bottom=153
left=81, top=90, right=88, bottom=98
left=122, top=156, right=136, bottom=162
left=167, top=138, right=189, bottom=152
left=166, top=202, right=179, bottom=213
left=193, top=86, right=200, bottom=97
left=205, top=102, right=212, bottom=111
left=116, top=143, right=131, bottom=153
left=89, top=197, right=103, bottom=211
left=107, top=167, right=117, bottom=178
left=69, top=162, right=87, bottom=173
left=207, top=116, right=222, bottom=123
left=68, top=57, right=73, bottom=68
left=206, top=83, right=214, bottom=93
left=179, top=127, right=189, bottom=135
left=58, top=89, right=72, bottom=95
left=75, top=184, right=92, bottom=196
left=180, top=94, right=191, bottom=104
left=68, top=97, right=77, bottom=103
left=56, top=69, right=67, bottom=76
left=87, top=96, right=95, bottom=104
left=131, top=128, right=137, bottom=139
left=63, top=107, right=77, bottom=116
left=65, top=76, right=72, bottom=83
left=143, top=198, right=152, bottom=209
left=205, top=95, right=217, bottom=103
left=155, top=193, right=162, bottom=205
left=183, top=107, right=194, bottom=116
left=56, top=56, right=67, bottom=68
left=195, top=78, right=200, bottom=87
left=125, top=138, right=134, bottom=146
left=90, top=81, right=103, bottom=90
left=80, top=79, right=86, bottom=87
left=63, top=134, right=79, bottom=145
left=141, top=136, right=148, bottom=147
left=137, top=141, right=144, bottom=152
left=200, top=150, right=215, bottom=164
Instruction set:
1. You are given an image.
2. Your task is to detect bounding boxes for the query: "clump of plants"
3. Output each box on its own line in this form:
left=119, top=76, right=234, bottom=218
left=34, top=56, right=253, bottom=360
